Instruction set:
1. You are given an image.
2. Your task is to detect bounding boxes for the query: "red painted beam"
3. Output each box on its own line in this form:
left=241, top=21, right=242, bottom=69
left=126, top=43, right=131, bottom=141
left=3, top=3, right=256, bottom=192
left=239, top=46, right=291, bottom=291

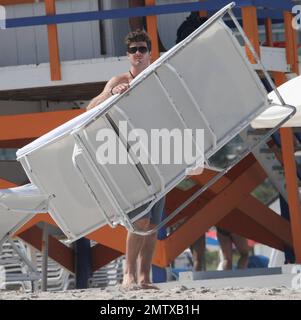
left=18, top=225, right=75, bottom=273
left=91, top=243, right=123, bottom=272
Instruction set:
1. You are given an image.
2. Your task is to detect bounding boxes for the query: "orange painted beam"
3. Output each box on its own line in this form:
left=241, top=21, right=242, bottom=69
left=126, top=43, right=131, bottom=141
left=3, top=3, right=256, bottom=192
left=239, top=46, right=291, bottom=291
left=0, top=178, right=16, bottom=188
left=273, top=71, right=287, bottom=87
left=166, top=196, right=209, bottom=227
left=280, top=127, right=301, bottom=262
left=241, top=6, right=260, bottom=63
left=217, top=209, right=289, bottom=252
left=275, top=14, right=301, bottom=262
left=191, top=154, right=260, bottom=194
left=264, top=18, right=273, bottom=47
left=0, top=109, right=83, bottom=144
left=18, top=225, right=74, bottom=273
left=87, top=225, right=127, bottom=253
left=145, top=0, right=159, bottom=61
left=190, top=169, right=229, bottom=194
left=198, top=0, right=207, bottom=18
left=184, top=185, right=292, bottom=249
left=91, top=243, right=123, bottom=272
left=165, top=185, right=203, bottom=214
left=284, top=11, right=299, bottom=74
left=13, top=213, right=56, bottom=236
left=225, top=154, right=257, bottom=181
left=191, top=157, right=293, bottom=250
left=188, top=158, right=292, bottom=249
left=237, top=196, right=292, bottom=247
left=45, top=0, right=61, bottom=81
left=160, top=160, right=266, bottom=265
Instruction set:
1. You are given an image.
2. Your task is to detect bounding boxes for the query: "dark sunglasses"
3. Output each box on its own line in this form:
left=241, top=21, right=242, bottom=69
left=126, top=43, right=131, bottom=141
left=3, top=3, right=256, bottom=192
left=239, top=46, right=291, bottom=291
left=128, top=46, right=148, bottom=54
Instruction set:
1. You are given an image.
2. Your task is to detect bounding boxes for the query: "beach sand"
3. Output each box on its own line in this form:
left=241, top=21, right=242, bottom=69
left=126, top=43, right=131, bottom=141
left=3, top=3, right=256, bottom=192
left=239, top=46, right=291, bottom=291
left=1, top=284, right=301, bottom=300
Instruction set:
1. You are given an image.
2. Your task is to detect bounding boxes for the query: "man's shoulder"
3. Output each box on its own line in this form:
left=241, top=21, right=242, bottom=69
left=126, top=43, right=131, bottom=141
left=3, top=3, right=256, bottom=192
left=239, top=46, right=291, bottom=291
left=111, top=73, right=129, bottom=82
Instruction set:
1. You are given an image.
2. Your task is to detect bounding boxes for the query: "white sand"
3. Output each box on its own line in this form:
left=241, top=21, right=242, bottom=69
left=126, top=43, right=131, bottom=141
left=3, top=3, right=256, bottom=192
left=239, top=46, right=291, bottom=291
left=1, top=285, right=301, bottom=300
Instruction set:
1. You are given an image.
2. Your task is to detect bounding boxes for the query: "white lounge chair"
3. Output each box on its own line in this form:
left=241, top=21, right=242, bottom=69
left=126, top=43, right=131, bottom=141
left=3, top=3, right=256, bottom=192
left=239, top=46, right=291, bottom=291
left=0, top=3, right=295, bottom=242
left=0, top=184, right=48, bottom=243
left=0, top=239, right=40, bottom=291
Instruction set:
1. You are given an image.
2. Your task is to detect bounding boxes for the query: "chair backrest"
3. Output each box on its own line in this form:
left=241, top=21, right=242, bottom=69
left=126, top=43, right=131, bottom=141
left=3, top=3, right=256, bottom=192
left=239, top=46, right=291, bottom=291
left=0, top=184, right=48, bottom=242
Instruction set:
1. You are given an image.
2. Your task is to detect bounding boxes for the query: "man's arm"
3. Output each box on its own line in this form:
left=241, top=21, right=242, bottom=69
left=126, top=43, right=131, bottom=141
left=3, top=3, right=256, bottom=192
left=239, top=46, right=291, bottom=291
left=86, top=76, right=130, bottom=111
left=86, top=77, right=116, bottom=110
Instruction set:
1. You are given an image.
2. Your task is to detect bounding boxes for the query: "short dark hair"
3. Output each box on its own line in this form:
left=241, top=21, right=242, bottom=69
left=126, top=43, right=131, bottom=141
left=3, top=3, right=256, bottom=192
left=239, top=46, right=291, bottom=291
left=125, top=29, right=152, bottom=52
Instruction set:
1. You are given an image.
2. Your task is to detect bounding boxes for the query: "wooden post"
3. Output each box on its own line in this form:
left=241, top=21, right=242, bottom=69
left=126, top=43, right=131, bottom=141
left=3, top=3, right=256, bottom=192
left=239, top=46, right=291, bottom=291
left=145, top=0, right=159, bottom=61
left=241, top=6, right=260, bottom=62
left=284, top=12, right=299, bottom=75
left=198, top=0, right=207, bottom=18
left=278, top=11, right=301, bottom=262
left=264, top=18, right=273, bottom=47
left=45, top=0, right=61, bottom=80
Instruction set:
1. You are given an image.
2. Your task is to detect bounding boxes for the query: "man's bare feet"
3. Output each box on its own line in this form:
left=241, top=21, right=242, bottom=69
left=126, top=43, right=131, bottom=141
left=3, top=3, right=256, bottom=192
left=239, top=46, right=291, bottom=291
left=139, top=282, right=160, bottom=290
left=121, top=274, right=139, bottom=291
left=120, top=283, right=141, bottom=291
